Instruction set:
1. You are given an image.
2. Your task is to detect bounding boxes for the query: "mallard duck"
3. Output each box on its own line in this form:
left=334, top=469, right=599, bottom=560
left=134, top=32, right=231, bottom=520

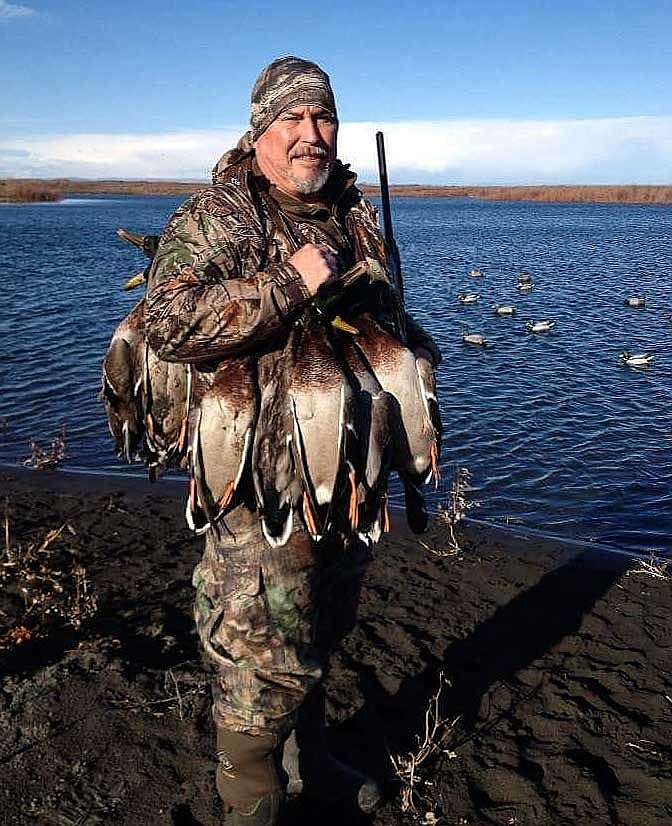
left=462, top=329, right=487, bottom=346
left=101, top=300, right=146, bottom=463
left=116, top=227, right=160, bottom=259
left=469, top=268, right=484, bottom=277
left=339, top=336, right=395, bottom=544
left=527, top=319, right=555, bottom=333
left=351, top=313, right=442, bottom=533
left=186, top=358, right=257, bottom=536
left=253, top=320, right=358, bottom=546
left=517, top=281, right=534, bottom=292
left=624, top=296, right=646, bottom=308
left=458, top=292, right=481, bottom=304
left=494, top=304, right=516, bottom=315
left=620, top=350, right=653, bottom=367
left=142, top=345, right=191, bottom=475
left=102, top=299, right=191, bottom=475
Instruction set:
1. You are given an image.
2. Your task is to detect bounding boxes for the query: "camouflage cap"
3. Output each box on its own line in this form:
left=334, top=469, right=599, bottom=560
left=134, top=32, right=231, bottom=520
left=250, top=56, right=337, bottom=141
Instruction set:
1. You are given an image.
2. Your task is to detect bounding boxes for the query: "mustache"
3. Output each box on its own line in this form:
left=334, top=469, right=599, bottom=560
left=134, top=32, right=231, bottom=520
left=289, top=146, right=328, bottom=160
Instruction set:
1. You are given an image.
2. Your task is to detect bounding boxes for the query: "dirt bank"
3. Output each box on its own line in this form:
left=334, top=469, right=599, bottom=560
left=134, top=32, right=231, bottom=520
left=1, top=469, right=670, bottom=825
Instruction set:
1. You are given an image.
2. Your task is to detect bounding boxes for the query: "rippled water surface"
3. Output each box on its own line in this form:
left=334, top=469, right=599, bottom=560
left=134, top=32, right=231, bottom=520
left=1, top=195, right=670, bottom=553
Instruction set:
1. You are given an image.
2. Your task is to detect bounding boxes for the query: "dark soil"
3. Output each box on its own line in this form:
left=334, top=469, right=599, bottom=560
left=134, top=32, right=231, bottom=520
left=1, top=469, right=670, bottom=825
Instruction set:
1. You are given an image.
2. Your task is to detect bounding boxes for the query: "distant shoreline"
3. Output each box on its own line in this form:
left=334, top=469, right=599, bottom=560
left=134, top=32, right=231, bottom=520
left=1, top=178, right=671, bottom=204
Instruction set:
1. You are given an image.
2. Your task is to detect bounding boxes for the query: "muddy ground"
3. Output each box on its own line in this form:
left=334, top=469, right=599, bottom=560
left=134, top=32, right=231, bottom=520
left=1, top=469, right=670, bottom=826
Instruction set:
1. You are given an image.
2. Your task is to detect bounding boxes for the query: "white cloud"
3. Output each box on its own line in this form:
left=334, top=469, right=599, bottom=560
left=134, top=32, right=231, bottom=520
left=0, top=0, right=36, bottom=19
left=1, top=116, right=671, bottom=184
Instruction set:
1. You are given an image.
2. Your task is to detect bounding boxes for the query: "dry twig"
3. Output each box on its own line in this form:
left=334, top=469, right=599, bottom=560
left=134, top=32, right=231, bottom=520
left=0, top=511, right=97, bottom=649
left=389, top=672, right=460, bottom=814
left=625, top=552, right=671, bottom=581
left=435, top=466, right=480, bottom=553
left=23, top=426, right=67, bottom=470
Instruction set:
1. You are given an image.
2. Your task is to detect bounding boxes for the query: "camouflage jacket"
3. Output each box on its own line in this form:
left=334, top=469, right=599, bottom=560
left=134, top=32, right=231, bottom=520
left=145, top=153, right=440, bottom=365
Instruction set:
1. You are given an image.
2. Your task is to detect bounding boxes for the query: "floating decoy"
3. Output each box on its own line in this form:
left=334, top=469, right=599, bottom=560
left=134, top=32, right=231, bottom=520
left=469, top=268, right=484, bottom=277
left=494, top=304, right=516, bottom=315
left=518, top=271, right=533, bottom=283
left=527, top=320, right=555, bottom=333
left=458, top=292, right=481, bottom=304
left=517, top=281, right=534, bottom=292
left=624, top=296, right=646, bottom=308
left=462, top=329, right=487, bottom=346
left=620, top=350, right=653, bottom=367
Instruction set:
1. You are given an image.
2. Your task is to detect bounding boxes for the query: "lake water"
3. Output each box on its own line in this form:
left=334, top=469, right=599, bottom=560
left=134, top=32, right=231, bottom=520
left=1, top=194, right=670, bottom=555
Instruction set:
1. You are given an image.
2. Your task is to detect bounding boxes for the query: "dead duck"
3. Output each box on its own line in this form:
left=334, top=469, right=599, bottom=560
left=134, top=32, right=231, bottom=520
left=624, top=296, right=646, bottom=308
left=101, top=299, right=147, bottom=463
left=350, top=313, right=442, bottom=533
left=527, top=319, right=556, bottom=333
left=339, top=334, right=396, bottom=544
left=142, top=344, right=192, bottom=476
left=620, top=350, right=653, bottom=367
left=185, top=358, right=257, bottom=535
left=458, top=292, right=481, bottom=304
left=494, top=304, right=516, bottom=315
left=253, top=321, right=358, bottom=546
left=102, top=299, right=191, bottom=474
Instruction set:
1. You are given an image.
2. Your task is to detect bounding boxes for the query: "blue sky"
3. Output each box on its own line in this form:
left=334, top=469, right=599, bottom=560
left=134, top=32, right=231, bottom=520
left=1, top=0, right=671, bottom=183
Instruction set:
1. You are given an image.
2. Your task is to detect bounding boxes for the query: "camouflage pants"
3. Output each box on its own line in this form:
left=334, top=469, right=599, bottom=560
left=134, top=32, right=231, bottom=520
left=192, top=509, right=370, bottom=736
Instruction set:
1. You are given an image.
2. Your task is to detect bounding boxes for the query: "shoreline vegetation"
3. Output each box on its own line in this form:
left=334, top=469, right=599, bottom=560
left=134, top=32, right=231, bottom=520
left=1, top=178, right=671, bottom=204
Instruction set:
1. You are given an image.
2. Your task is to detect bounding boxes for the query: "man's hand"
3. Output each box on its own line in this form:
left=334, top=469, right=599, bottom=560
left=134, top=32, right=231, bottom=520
left=289, top=243, right=338, bottom=296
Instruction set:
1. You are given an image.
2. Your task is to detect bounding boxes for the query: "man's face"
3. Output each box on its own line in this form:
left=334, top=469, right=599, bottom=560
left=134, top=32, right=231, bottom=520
left=255, top=104, right=338, bottom=200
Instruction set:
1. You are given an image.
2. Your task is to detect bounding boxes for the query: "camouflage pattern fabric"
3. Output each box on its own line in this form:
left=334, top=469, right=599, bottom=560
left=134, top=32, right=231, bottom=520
left=146, top=154, right=440, bottom=365
left=193, top=506, right=370, bottom=735
left=249, top=56, right=337, bottom=141
left=145, top=149, right=440, bottom=735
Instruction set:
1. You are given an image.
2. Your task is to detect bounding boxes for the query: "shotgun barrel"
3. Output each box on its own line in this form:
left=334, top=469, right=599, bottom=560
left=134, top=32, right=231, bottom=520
left=375, top=132, right=404, bottom=301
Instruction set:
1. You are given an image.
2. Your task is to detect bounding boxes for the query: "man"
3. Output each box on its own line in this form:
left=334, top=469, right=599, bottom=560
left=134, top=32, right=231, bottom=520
left=144, top=56, right=440, bottom=825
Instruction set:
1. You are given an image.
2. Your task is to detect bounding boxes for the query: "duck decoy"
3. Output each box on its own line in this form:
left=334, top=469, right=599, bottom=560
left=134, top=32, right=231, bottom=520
left=469, top=268, right=484, bottom=277
left=620, top=350, right=653, bottom=367
left=462, top=329, right=487, bottom=346
left=494, top=304, right=516, bottom=315
left=526, top=320, right=555, bottom=333
left=517, top=281, right=534, bottom=292
left=624, top=296, right=646, bottom=308
left=518, top=271, right=533, bottom=283
left=458, top=292, right=481, bottom=304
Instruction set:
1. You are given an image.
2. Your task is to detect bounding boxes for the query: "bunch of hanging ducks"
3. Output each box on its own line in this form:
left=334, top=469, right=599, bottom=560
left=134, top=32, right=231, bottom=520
left=102, top=229, right=442, bottom=548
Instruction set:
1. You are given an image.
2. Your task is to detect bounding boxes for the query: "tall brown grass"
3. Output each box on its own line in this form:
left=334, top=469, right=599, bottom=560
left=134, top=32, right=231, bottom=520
left=2, top=178, right=671, bottom=204
left=0, top=180, right=63, bottom=202
left=361, top=184, right=672, bottom=204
